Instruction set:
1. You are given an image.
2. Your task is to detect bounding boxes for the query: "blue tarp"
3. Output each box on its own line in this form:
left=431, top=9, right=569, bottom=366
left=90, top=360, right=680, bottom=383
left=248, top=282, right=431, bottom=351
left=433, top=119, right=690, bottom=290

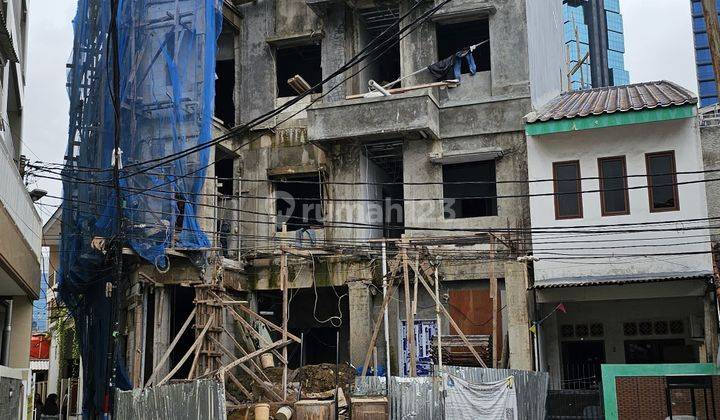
left=60, top=0, right=221, bottom=415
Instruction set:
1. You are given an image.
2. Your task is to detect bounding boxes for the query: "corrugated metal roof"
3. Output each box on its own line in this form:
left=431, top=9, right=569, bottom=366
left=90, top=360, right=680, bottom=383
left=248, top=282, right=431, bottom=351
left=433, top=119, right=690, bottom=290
left=532, top=271, right=712, bottom=289
left=29, top=359, right=49, bottom=371
left=525, top=81, right=697, bottom=124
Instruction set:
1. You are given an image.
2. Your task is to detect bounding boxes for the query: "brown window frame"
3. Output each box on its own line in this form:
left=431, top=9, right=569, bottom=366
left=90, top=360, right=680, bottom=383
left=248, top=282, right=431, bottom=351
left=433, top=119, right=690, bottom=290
left=598, top=156, right=630, bottom=216
left=553, top=160, right=583, bottom=220
left=645, top=151, right=679, bottom=213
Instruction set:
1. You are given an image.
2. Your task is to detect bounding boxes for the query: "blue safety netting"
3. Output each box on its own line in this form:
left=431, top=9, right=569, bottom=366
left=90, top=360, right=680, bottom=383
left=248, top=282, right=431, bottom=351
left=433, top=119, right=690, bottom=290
left=59, top=0, right=221, bottom=415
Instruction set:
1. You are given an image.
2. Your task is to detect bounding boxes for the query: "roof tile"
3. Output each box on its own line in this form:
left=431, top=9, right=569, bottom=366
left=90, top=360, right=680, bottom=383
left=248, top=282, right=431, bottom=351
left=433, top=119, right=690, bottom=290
left=526, top=80, right=697, bottom=123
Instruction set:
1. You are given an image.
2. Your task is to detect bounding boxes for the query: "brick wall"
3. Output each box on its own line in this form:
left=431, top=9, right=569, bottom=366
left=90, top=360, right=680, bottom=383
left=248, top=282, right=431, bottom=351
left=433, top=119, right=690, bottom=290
left=616, top=376, right=720, bottom=419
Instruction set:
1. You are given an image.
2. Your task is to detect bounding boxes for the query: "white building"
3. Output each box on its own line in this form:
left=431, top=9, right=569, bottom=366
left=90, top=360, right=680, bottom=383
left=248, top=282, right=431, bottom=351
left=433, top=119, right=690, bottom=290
left=0, top=1, right=41, bottom=419
left=524, top=81, right=716, bottom=392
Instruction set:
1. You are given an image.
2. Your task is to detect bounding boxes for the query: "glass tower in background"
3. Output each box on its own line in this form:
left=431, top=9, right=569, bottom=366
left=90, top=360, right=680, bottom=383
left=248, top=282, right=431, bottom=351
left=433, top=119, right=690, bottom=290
left=691, top=0, right=719, bottom=107
left=564, top=0, right=630, bottom=90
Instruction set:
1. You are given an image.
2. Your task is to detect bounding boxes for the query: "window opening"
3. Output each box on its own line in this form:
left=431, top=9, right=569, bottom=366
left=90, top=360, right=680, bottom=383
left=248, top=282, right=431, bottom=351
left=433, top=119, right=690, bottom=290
left=358, top=7, right=401, bottom=90
left=215, top=59, right=235, bottom=126
left=436, top=19, right=491, bottom=76
left=274, top=173, right=324, bottom=232
left=553, top=161, right=583, bottom=219
left=363, top=139, right=404, bottom=238
left=276, top=44, right=322, bottom=98
left=169, top=286, right=195, bottom=380
left=646, top=151, right=679, bottom=212
left=443, top=160, right=497, bottom=219
left=598, top=156, right=629, bottom=215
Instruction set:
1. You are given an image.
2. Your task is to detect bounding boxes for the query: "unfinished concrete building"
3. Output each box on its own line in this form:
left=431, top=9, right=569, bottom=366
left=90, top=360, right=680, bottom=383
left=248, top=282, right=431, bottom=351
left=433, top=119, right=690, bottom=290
left=201, top=0, right=569, bottom=378
left=94, top=0, right=570, bottom=411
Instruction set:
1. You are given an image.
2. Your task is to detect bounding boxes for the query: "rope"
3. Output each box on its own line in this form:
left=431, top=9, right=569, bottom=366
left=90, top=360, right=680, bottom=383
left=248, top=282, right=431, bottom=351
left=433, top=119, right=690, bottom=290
left=381, top=39, right=490, bottom=89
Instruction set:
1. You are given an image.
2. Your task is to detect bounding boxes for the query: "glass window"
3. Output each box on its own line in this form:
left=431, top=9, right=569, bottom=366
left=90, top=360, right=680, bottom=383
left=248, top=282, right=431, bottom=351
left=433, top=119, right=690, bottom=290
left=553, top=161, right=583, bottom=219
left=696, top=47, right=712, bottom=64
left=646, top=151, right=679, bottom=212
left=697, top=64, right=715, bottom=81
left=607, top=31, right=625, bottom=53
left=696, top=33, right=709, bottom=49
left=443, top=161, right=497, bottom=219
left=599, top=157, right=629, bottom=215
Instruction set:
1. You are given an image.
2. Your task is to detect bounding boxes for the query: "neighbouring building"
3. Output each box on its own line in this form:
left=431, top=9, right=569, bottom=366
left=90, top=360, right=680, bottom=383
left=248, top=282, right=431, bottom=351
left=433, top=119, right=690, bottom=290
left=525, top=81, right=717, bottom=416
left=563, top=0, right=629, bottom=90
left=0, top=1, right=40, bottom=419
left=691, top=0, right=720, bottom=107
left=42, top=208, right=82, bottom=418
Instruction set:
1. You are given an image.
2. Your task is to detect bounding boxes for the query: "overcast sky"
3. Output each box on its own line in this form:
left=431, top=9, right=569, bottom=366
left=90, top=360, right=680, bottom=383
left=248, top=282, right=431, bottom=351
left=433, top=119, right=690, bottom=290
left=23, top=0, right=701, bottom=223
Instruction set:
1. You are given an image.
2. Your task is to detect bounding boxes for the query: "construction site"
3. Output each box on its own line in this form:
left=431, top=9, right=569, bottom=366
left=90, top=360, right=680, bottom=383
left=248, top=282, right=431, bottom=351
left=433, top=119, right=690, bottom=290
left=37, top=0, right=720, bottom=419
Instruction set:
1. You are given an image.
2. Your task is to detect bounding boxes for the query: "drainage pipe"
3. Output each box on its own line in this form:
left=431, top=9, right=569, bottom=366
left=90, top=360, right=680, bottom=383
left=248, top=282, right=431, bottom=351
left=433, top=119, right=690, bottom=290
left=1, top=298, right=13, bottom=366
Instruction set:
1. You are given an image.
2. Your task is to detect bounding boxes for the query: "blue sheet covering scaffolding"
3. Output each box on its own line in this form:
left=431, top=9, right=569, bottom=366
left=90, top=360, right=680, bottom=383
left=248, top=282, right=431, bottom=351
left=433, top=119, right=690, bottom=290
left=60, top=0, right=221, bottom=415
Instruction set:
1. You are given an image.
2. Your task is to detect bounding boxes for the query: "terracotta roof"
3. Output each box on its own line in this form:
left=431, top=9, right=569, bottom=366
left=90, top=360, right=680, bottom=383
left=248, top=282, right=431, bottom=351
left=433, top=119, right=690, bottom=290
left=525, top=81, right=697, bottom=124
left=532, top=271, right=712, bottom=289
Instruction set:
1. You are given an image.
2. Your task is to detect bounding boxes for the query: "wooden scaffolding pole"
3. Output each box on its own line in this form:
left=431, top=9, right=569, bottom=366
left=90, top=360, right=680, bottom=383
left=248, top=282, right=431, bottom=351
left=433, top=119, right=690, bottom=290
left=409, top=262, right=487, bottom=368
left=360, top=259, right=401, bottom=378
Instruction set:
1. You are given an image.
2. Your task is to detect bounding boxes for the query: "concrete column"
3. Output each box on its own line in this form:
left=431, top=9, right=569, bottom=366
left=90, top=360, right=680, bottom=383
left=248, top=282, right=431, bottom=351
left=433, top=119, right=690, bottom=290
left=8, top=296, right=32, bottom=369
left=152, top=286, right=171, bottom=381
left=348, top=282, right=372, bottom=368
left=47, top=327, right=60, bottom=394
left=387, top=285, right=400, bottom=375
left=321, top=4, right=348, bottom=102
left=504, top=261, right=533, bottom=371
left=398, top=0, right=437, bottom=86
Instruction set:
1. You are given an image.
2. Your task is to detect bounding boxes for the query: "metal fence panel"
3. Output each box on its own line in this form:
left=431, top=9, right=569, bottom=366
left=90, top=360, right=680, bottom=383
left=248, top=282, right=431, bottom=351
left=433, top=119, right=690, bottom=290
left=443, top=366, right=549, bottom=420
left=115, top=380, right=226, bottom=420
left=354, top=368, right=548, bottom=420
left=389, top=377, right=443, bottom=420
left=354, top=376, right=387, bottom=396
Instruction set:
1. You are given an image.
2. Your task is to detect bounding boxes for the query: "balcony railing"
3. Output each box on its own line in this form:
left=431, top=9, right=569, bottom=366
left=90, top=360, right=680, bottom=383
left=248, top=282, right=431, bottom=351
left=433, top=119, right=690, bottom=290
left=0, top=135, right=41, bottom=258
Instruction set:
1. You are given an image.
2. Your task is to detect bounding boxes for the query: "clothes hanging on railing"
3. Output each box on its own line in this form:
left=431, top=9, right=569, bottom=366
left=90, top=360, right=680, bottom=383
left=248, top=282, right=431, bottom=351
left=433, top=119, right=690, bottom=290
left=427, top=41, right=484, bottom=82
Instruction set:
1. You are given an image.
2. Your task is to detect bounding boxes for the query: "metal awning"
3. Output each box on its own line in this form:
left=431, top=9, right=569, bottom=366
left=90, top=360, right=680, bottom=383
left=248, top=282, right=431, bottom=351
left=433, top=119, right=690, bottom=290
left=532, top=271, right=713, bottom=289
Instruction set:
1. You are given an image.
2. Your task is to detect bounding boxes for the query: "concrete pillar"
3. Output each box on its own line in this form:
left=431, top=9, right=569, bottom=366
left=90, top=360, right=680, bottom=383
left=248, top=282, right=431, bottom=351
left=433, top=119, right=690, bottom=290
left=47, top=327, right=60, bottom=394
left=321, top=4, right=347, bottom=102
left=387, top=285, right=400, bottom=375
left=152, top=286, right=171, bottom=381
left=398, top=0, right=437, bottom=86
left=504, top=261, right=533, bottom=371
left=348, top=282, right=372, bottom=368
left=8, top=296, right=32, bottom=369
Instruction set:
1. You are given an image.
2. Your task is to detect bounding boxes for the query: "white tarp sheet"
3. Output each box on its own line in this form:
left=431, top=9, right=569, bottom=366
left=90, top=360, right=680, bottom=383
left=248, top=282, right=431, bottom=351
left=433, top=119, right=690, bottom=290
left=444, top=374, right=518, bottom=420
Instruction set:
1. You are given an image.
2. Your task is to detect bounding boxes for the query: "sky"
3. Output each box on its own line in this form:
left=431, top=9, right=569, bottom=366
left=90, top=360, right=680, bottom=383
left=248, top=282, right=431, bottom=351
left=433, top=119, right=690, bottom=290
left=22, top=0, right=701, bottom=224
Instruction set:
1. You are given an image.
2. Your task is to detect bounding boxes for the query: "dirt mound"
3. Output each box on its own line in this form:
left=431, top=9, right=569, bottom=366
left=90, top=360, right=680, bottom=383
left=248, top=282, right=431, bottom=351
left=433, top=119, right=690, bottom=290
left=297, top=363, right=355, bottom=394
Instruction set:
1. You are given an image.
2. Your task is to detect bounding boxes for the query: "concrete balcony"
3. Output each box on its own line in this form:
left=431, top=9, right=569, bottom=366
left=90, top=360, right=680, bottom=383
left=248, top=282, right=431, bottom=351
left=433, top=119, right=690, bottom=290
left=0, top=136, right=41, bottom=298
left=306, top=89, right=440, bottom=143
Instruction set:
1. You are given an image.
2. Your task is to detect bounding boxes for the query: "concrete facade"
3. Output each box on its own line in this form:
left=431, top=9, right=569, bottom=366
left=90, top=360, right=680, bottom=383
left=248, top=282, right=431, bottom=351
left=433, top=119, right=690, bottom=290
left=0, top=0, right=40, bottom=376
left=228, top=0, right=565, bottom=372
left=527, top=116, right=713, bottom=283
left=701, top=121, right=720, bottom=243
left=526, top=100, right=717, bottom=395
